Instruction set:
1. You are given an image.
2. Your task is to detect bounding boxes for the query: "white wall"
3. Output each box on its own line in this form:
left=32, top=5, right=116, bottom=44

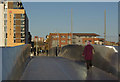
left=0, top=48, right=2, bottom=82
left=72, top=35, right=83, bottom=45
left=0, top=4, right=4, bottom=46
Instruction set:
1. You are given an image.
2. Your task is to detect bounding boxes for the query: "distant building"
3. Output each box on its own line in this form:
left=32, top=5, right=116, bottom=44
left=105, top=41, right=118, bottom=46
left=72, top=33, right=104, bottom=45
left=49, top=33, right=72, bottom=48
left=0, top=3, right=4, bottom=46
left=48, top=33, right=104, bottom=49
left=1, top=1, right=29, bottom=47
left=33, top=36, right=45, bottom=50
left=33, top=36, right=44, bottom=42
left=38, top=37, right=44, bottom=42
left=34, top=36, right=39, bottom=41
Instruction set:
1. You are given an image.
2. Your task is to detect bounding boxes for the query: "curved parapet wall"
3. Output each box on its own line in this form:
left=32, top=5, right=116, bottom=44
left=58, top=44, right=119, bottom=78
left=48, top=47, right=57, bottom=56
left=92, top=45, right=119, bottom=78
left=118, top=45, right=120, bottom=80
left=58, top=45, right=84, bottom=61
left=2, top=44, right=31, bottom=80
left=48, top=47, right=61, bottom=57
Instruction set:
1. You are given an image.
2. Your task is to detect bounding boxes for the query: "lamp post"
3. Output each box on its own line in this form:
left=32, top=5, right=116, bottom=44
left=57, top=32, right=59, bottom=56
left=35, top=36, right=38, bottom=56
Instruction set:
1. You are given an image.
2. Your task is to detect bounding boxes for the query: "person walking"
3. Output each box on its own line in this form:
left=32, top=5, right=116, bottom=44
left=82, top=41, right=95, bottom=70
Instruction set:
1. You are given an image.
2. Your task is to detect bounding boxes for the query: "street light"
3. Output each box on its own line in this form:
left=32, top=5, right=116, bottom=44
left=35, top=36, right=38, bottom=56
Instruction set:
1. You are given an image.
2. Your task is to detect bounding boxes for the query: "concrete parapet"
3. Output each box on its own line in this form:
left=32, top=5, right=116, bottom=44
left=58, top=44, right=119, bottom=79
left=92, top=45, right=119, bottom=79
left=2, top=44, right=31, bottom=80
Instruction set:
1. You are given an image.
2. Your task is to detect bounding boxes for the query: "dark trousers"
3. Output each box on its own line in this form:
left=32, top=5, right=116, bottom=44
left=86, top=60, right=92, bottom=69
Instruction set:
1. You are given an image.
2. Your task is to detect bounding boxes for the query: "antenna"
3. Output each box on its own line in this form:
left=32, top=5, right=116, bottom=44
left=71, top=8, right=73, bottom=44
left=104, top=9, right=106, bottom=44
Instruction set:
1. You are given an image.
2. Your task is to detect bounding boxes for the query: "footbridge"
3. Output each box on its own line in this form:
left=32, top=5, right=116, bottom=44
left=1, top=44, right=120, bottom=81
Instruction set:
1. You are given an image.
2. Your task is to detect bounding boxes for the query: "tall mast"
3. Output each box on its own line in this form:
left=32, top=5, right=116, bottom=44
left=71, top=8, right=73, bottom=44
left=104, top=9, right=106, bottom=44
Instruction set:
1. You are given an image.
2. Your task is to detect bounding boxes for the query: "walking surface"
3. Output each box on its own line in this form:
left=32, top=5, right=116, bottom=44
left=20, top=56, right=118, bottom=80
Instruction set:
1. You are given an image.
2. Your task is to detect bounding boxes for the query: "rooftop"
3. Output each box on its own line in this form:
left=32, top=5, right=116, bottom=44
left=50, top=33, right=100, bottom=36
left=73, top=33, right=100, bottom=36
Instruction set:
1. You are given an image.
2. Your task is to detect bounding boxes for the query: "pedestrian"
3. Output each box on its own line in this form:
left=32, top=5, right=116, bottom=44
left=82, top=41, right=95, bottom=70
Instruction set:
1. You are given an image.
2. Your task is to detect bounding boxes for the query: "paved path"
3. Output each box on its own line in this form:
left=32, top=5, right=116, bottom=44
left=21, top=56, right=117, bottom=80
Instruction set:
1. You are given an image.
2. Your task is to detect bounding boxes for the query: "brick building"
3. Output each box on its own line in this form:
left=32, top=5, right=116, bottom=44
left=48, top=33, right=104, bottom=49
left=49, top=33, right=72, bottom=48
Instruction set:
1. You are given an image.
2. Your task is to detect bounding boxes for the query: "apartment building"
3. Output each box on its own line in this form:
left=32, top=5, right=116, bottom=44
left=48, top=33, right=104, bottom=49
left=0, top=3, right=4, bottom=46
left=49, top=33, right=72, bottom=48
left=3, top=1, right=29, bottom=47
left=72, top=33, right=104, bottom=45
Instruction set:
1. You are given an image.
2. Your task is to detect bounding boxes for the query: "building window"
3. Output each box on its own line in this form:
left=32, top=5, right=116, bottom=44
left=14, top=20, right=16, bottom=25
left=68, top=40, right=71, bottom=44
left=14, top=40, right=16, bottom=43
left=14, top=14, right=16, bottom=19
left=4, top=20, right=7, bottom=25
left=4, top=14, right=7, bottom=19
left=61, top=45, right=65, bottom=47
left=14, top=33, right=16, bottom=38
left=13, top=2, right=18, bottom=9
left=89, top=36, right=92, bottom=38
left=52, top=35, right=58, bottom=38
left=4, top=3, right=8, bottom=9
left=68, top=36, right=71, bottom=39
left=21, top=39, right=25, bottom=43
left=14, top=30, right=16, bottom=32
left=89, top=40, right=92, bottom=42
left=4, top=26, right=7, bottom=32
left=61, top=40, right=66, bottom=43
left=21, top=20, right=25, bottom=25
left=61, top=36, right=66, bottom=38
left=21, top=33, right=25, bottom=38
left=14, top=26, right=16, bottom=32
left=6, top=33, right=7, bottom=38
left=21, top=27, right=25, bottom=32
left=21, top=29, right=24, bottom=32
left=14, top=14, right=25, bottom=20
left=21, top=14, right=25, bottom=19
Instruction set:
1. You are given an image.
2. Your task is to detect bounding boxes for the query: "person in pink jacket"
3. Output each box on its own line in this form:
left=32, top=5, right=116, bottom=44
left=82, top=41, right=95, bottom=70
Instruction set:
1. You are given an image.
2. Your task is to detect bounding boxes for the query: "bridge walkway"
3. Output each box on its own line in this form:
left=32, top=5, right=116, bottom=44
left=20, top=56, right=117, bottom=80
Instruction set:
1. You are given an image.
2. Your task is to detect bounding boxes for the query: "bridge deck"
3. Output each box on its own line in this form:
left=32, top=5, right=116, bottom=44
left=20, top=56, right=117, bottom=80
